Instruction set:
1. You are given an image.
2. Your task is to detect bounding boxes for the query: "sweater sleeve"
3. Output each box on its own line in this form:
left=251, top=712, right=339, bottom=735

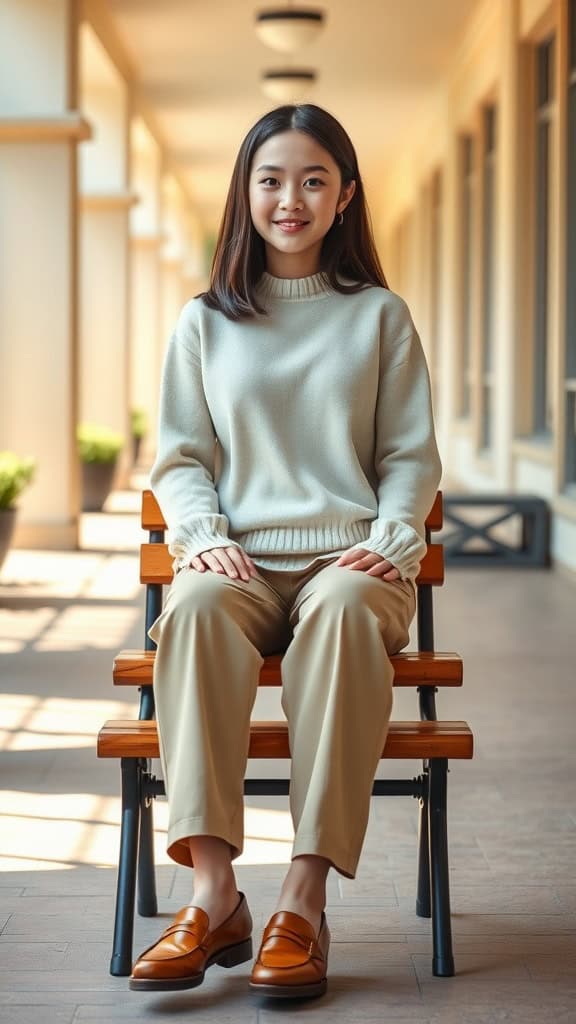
left=148, top=306, right=242, bottom=571
left=360, top=326, right=442, bottom=581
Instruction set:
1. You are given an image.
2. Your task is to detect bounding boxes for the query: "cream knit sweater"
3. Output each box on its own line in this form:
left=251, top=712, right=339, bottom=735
left=149, top=271, right=442, bottom=581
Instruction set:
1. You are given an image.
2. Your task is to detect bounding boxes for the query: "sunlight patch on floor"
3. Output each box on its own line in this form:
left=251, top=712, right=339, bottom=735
left=0, top=693, right=138, bottom=752
left=35, top=603, right=140, bottom=652
left=0, top=607, right=58, bottom=653
left=0, top=785, right=295, bottom=871
left=0, top=549, right=141, bottom=599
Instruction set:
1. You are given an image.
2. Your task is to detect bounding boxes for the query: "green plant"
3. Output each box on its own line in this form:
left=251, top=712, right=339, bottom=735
left=130, top=408, right=148, bottom=439
left=0, top=451, right=36, bottom=509
left=77, top=423, right=124, bottom=464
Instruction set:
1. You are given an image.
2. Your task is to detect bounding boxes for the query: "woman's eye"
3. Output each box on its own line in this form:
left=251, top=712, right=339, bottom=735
left=258, top=176, right=324, bottom=187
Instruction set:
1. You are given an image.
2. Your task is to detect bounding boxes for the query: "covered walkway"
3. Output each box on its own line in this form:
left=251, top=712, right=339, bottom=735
left=0, top=474, right=575, bottom=1022
left=1, top=1, right=576, bottom=1020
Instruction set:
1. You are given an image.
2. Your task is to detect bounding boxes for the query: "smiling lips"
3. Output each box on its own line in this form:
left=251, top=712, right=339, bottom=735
left=274, top=219, right=309, bottom=232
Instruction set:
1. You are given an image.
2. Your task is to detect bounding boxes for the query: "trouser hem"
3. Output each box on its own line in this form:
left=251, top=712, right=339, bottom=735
left=167, top=815, right=243, bottom=868
left=291, top=832, right=360, bottom=879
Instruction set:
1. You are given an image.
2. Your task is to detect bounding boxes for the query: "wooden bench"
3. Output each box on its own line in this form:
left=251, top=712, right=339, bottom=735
left=97, top=489, right=473, bottom=979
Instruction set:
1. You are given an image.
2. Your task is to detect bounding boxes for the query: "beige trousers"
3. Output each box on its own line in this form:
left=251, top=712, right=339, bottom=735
left=147, top=555, right=416, bottom=879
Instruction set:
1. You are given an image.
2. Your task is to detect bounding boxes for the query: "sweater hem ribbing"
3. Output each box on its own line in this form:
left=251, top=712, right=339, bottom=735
left=231, top=519, right=372, bottom=555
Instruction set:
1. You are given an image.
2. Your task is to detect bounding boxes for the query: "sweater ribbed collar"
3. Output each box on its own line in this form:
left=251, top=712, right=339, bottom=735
left=256, top=270, right=333, bottom=301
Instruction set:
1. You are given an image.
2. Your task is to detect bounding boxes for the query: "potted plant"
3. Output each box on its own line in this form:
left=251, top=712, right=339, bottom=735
left=77, top=423, right=124, bottom=512
left=130, top=408, right=148, bottom=466
left=0, top=451, right=36, bottom=572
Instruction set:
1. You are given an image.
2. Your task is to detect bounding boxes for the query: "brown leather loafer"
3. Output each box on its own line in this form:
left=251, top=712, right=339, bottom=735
left=249, top=909, right=330, bottom=999
left=129, top=891, right=253, bottom=991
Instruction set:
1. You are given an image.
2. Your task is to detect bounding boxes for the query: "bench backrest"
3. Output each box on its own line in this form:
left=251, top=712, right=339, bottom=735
left=139, top=490, right=445, bottom=588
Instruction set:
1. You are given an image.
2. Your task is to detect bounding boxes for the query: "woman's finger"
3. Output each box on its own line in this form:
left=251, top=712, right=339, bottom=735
left=336, top=548, right=368, bottom=564
left=336, top=548, right=392, bottom=572
left=199, top=550, right=226, bottom=574
left=199, top=547, right=249, bottom=580
left=218, top=549, right=242, bottom=577
left=365, top=561, right=388, bottom=576
left=227, top=547, right=253, bottom=581
left=245, top=554, right=259, bottom=576
left=209, top=549, right=239, bottom=577
left=352, top=553, right=382, bottom=567
left=192, top=547, right=257, bottom=580
left=348, top=554, right=390, bottom=571
left=236, top=550, right=258, bottom=577
left=366, top=563, right=400, bottom=579
left=382, top=568, right=401, bottom=581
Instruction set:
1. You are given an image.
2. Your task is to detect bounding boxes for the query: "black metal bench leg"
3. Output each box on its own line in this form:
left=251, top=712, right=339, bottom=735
left=428, top=758, right=455, bottom=977
left=137, top=763, right=158, bottom=917
left=110, top=758, right=141, bottom=976
left=416, top=766, right=431, bottom=917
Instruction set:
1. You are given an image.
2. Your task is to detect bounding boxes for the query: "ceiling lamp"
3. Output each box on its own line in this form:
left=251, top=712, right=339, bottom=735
left=255, top=7, right=325, bottom=53
left=260, top=69, right=317, bottom=102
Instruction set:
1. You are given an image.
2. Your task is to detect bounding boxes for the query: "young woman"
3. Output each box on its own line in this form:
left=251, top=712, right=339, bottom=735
left=130, top=103, right=442, bottom=1000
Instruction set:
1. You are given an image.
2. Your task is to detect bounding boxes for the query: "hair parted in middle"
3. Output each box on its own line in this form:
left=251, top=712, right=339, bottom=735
left=199, top=103, right=389, bottom=321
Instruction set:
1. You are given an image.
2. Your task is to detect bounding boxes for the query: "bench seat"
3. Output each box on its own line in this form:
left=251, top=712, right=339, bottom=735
left=98, top=719, right=473, bottom=761
left=112, top=649, right=463, bottom=688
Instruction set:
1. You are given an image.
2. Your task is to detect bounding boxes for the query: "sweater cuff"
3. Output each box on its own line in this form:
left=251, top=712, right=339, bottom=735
left=361, top=520, right=427, bottom=581
left=167, top=515, right=243, bottom=571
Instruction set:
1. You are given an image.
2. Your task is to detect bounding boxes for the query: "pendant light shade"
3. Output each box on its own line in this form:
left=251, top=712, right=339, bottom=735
left=260, top=68, right=317, bottom=102
left=255, top=8, right=325, bottom=53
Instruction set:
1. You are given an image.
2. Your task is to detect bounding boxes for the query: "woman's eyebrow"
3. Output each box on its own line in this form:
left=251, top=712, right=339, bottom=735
left=255, top=164, right=331, bottom=174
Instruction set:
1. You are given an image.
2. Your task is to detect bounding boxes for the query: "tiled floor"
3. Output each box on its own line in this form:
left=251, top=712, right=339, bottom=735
left=1, top=484, right=575, bottom=1023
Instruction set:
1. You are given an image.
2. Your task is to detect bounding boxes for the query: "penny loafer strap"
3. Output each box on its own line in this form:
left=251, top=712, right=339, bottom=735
left=261, top=926, right=324, bottom=963
left=139, top=923, right=209, bottom=959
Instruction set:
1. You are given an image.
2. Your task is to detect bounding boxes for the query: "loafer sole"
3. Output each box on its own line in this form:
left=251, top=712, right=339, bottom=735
left=249, top=976, right=327, bottom=999
left=129, top=935, right=253, bottom=991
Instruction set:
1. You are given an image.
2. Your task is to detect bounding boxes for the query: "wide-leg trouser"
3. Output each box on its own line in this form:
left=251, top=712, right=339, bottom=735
left=148, top=555, right=416, bottom=879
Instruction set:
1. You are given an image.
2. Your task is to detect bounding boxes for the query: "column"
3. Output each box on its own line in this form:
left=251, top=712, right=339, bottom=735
left=0, top=0, right=90, bottom=547
left=129, top=117, right=162, bottom=465
left=78, top=22, right=135, bottom=488
left=160, top=175, right=187, bottom=364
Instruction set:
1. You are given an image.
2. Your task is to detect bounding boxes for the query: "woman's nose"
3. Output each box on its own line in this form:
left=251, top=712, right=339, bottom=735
left=279, top=187, right=304, bottom=210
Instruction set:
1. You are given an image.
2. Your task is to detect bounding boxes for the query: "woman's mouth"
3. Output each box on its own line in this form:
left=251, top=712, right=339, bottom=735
left=273, top=220, right=309, bottom=233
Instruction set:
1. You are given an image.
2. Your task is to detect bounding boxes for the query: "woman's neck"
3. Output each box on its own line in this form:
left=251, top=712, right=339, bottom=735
left=263, top=242, right=322, bottom=279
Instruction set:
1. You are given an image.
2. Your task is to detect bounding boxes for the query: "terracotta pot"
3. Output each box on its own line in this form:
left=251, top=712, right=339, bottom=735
left=81, top=459, right=117, bottom=512
left=0, top=507, right=17, bottom=573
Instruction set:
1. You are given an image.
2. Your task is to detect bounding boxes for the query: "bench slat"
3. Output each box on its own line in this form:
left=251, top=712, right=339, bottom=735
left=98, top=719, right=473, bottom=760
left=140, top=541, right=444, bottom=587
left=113, top=649, right=463, bottom=688
left=142, top=489, right=445, bottom=534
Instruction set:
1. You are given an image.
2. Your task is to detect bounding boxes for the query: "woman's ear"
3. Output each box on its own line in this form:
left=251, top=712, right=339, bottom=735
left=337, top=179, right=356, bottom=215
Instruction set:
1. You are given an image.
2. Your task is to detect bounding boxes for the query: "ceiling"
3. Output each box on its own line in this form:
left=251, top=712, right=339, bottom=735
left=100, top=0, right=482, bottom=234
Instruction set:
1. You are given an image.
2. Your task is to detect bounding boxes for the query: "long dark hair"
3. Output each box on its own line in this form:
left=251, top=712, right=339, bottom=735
left=199, top=104, right=388, bottom=320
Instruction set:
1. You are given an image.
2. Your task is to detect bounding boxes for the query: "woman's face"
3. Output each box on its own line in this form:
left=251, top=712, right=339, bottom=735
left=248, top=129, right=355, bottom=278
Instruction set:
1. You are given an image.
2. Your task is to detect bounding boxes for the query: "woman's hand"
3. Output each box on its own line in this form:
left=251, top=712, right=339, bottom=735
left=335, top=547, right=401, bottom=581
left=189, top=546, right=258, bottom=582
